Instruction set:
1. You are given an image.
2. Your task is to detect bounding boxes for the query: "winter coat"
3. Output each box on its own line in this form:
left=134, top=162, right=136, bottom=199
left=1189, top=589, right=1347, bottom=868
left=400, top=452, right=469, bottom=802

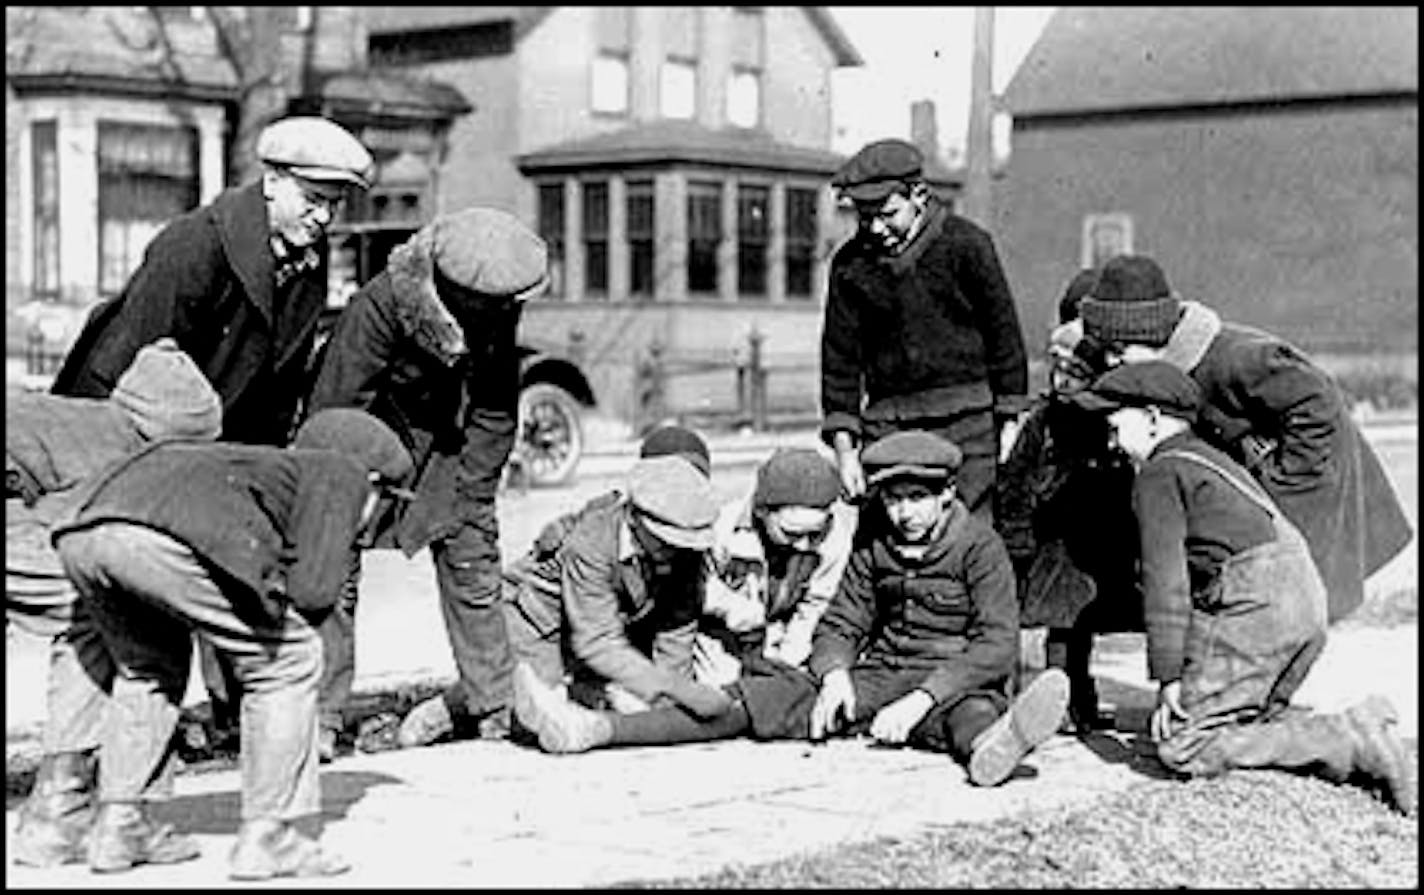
left=51, top=181, right=329, bottom=447
left=305, top=236, right=521, bottom=555
left=807, top=499, right=1019, bottom=703
left=50, top=440, right=370, bottom=625
left=6, top=391, right=143, bottom=505
left=820, top=198, right=1029, bottom=444
left=503, top=492, right=703, bottom=704
left=1150, top=301, right=1413, bottom=622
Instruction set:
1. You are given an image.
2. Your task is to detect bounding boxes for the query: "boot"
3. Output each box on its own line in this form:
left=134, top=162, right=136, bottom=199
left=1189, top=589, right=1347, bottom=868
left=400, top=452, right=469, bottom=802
left=87, top=801, right=201, bottom=873
left=229, top=819, right=350, bottom=881
left=396, top=695, right=455, bottom=749
left=512, top=663, right=613, bottom=754
left=1344, top=696, right=1415, bottom=816
left=12, top=750, right=98, bottom=867
left=968, top=668, right=1070, bottom=787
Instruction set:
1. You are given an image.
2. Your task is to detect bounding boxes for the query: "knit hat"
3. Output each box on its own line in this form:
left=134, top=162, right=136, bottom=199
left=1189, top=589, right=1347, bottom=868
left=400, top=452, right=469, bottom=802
left=293, top=408, right=414, bottom=483
left=832, top=138, right=924, bottom=204
left=111, top=338, right=223, bottom=441
left=627, top=455, right=718, bottom=551
left=861, top=430, right=962, bottom=486
left=1078, top=255, right=1181, bottom=347
left=1071, top=360, right=1203, bottom=423
left=430, top=207, right=550, bottom=302
left=639, top=424, right=711, bottom=477
left=753, top=448, right=841, bottom=509
left=1058, top=267, right=1101, bottom=325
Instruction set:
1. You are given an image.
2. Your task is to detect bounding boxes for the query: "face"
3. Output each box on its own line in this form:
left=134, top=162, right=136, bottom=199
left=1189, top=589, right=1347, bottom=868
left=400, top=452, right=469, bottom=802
left=759, top=505, right=833, bottom=554
left=630, top=514, right=685, bottom=572
left=855, top=185, right=926, bottom=254
left=878, top=478, right=954, bottom=544
left=1105, top=406, right=1158, bottom=463
left=264, top=170, right=347, bottom=247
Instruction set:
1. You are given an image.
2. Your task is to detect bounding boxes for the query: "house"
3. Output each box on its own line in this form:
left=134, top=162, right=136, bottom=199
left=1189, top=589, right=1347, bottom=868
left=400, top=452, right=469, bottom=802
left=997, top=7, right=1418, bottom=358
left=362, top=7, right=868, bottom=422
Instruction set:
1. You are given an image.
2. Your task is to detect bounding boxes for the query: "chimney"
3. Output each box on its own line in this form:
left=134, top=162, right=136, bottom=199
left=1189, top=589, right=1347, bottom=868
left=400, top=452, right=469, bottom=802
left=910, top=99, right=939, bottom=162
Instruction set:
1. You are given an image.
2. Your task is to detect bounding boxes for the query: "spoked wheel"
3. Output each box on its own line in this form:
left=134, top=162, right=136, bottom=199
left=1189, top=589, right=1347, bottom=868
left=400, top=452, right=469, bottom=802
left=516, top=383, right=584, bottom=486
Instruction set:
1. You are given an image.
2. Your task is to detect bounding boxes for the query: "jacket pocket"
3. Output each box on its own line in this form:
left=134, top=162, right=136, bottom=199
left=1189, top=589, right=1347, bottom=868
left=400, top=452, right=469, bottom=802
left=899, top=577, right=971, bottom=635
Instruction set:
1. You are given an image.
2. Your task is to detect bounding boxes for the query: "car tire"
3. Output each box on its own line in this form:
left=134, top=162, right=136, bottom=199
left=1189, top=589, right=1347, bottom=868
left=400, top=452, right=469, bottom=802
left=517, top=382, right=584, bottom=486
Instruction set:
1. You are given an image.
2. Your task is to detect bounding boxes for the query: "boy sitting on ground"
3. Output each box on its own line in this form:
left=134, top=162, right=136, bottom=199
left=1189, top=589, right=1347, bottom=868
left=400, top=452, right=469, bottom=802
left=513, top=430, right=1070, bottom=788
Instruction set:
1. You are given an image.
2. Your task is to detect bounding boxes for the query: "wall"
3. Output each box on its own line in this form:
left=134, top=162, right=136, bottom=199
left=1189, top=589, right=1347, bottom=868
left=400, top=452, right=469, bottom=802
left=995, top=100, right=1419, bottom=354
left=759, top=7, right=838, bottom=150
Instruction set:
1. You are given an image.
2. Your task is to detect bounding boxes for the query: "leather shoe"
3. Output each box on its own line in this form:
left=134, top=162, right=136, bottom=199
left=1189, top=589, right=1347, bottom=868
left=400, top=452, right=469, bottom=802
left=88, top=802, right=200, bottom=873
left=229, top=819, right=350, bottom=881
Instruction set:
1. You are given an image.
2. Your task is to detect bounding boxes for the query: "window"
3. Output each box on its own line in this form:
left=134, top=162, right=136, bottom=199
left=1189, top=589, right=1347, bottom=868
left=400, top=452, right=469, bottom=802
left=728, top=8, right=764, bottom=128
left=591, top=54, right=630, bottom=114
left=582, top=181, right=609, bottom=298
left=369, top=21, right=514, bottom=66
left=785, top=187, right=819, bottom=300
left=660, top=60, right=697, bottom=119
left=687, top=181, right=722, bottom=295
left=1081, top=212, right=1134, bottom=269
left=537, top=182, right=566, bottom=299
left=626, top=180, right=656, bottom=299
left=727, top=70, right=760, bottom=128
left=737, top=185, right=769, bottom=299
left=31, top=121, right=59, bottom=298
left=96, top=121, right=200, bottom=296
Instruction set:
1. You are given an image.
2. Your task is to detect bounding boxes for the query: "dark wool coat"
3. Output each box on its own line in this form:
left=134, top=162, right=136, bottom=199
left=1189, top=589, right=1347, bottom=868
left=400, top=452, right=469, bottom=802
left=6, top=392, right=143, bottom=504
left=1158, top=302, right=1413, bottom=623
left=305, top=235, right=521, bottom=555
left=807, top=500, right=1019, bottom=703
left=820, top=199, right=1029, bottom=442
left=51, top=181, right=329, bottom=447
left=50, top=441, right=369, bottom=625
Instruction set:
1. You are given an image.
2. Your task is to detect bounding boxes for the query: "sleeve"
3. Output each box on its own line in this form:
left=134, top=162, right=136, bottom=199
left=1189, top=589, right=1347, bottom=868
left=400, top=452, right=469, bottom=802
left=807, top=544, right=878, bottom=681
left=773, top=504, right=855, bottom=666
left=559, top=533, right=680, bottom=703
left=819, top=258, right=866, bottom=445
left=917, top=529, right=1020, bottom=703
left=455, top=305, right=521, bottom=498
left=1133, top=461, right=1193, bottom=682
left=960, top=225, right=1029, bottom=420
left=650, top=618, right=696, bottom=681
left=1232, top=340, right=1343, bottom=493
left=306, top=284, right=401, bottom=415
left=285, top=457, right=370, bottom=616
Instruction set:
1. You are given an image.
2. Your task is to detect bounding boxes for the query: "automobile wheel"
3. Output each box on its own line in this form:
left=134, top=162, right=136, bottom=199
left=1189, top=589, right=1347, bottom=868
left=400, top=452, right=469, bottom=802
left=517, top=382, right=584, bottom=486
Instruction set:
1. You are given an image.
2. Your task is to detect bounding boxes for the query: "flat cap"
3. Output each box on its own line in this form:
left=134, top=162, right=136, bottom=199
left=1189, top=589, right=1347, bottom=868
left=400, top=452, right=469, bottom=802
left=431, top=207, right=550, bottom=301
left=1071, top=360, right=1202, bottom=423
left=862, top=430, right=962, bottom=486
left=256, top=116, right=374, bottom=189
left=627, top=455, right=718, bottom=551
left=832, top=138, right=924, bottom=204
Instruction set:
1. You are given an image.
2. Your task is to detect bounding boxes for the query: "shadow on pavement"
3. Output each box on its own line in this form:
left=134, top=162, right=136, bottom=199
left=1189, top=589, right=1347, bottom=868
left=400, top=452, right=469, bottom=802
left=152, top=770, right=404, bottom=836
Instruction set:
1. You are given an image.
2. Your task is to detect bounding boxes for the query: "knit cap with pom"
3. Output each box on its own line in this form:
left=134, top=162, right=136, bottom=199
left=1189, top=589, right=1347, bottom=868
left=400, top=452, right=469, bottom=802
left=111, top=337, right=222, bottom=441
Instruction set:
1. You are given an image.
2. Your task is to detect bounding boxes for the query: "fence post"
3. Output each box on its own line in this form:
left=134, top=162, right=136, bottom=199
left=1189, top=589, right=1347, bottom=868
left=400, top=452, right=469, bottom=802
left=635, top=341, right=667, bottom=434
left=567, top=327, right=586, bottom=366
left=748, top=327, right=767, bottom=431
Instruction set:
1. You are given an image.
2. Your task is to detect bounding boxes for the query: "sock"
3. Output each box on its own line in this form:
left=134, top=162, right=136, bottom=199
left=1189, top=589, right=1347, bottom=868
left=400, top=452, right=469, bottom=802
left=608, top=700, right=751, bottom=746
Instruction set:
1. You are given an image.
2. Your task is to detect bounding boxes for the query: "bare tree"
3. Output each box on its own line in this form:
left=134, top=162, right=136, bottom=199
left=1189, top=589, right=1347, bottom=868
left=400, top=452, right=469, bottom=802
left=205, top=6, right=294, bottom=186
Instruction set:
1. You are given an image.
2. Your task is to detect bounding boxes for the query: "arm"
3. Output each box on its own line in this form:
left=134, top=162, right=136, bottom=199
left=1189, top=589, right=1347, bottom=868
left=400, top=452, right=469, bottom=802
left=285, top=457, right=371, bottom=616
left=1133, top=462, right=1193, bottom=682
left=454, top=304, right=522, bottom=499
left=307, top=282, right=402, bottom=414
left=916, top=530, right=1020, bottom=703
left=1230, top=340, right=1343, bottom=492
left=772, top=503, right=856, bottom=666
left=819, top=261, right=866, bottom=446
left=806, top=545, right=878, bottom=682
left=959, top=225, right=1029, bottom=421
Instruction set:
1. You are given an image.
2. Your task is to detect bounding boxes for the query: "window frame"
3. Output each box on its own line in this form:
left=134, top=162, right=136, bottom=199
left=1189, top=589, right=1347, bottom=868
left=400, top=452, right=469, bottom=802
left=660, top=58, right=698, bottom=120
left=626, top=179, right=656, bottom=299
left=582, top=180, right=610, bottom=298
left=1081, top=212, right=1134, bottom=269
left=537, top=181, right=567, bottom=300
left=686, top=180, right=723, bottom=296
left=783, top=186, right=819, bottom=300
left=31, top=120, right=60, bottom=300
left=736, top=183, right=770, bottom=300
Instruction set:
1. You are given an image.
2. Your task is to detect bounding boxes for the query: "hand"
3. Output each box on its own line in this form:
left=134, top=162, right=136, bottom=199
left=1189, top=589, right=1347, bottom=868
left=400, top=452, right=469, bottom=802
left=720, top=589, right=767, bottom=634
left=809, top=668, right=856, bottom=741
left=692, top=635, right=744, bottom=689
left=836, top=451, right=866, bottom=501
left=668, top=678, right=735, bottom=719
left=1150, top=681, right=1188, bottom=742
left=999, top=416, right=1025, bottom=463
left=869, top=690, right=936, bottom=745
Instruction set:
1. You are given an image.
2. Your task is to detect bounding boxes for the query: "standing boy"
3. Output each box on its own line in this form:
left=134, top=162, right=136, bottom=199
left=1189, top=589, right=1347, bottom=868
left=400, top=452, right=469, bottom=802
left=1074, top=361, right=1413, bottom=814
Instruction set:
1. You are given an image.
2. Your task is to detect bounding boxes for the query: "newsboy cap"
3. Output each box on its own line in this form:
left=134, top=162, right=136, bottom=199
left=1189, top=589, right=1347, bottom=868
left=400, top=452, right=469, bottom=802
left=1071, top=360, right=1203, bottom=423
left=430, top=207, right=550, bottom=302
left=862, top=430, right=962, bottom=486
left=256, top=116, right=374, bottom=189
left=1079, top=255, right=1181, bottom=348
left=627, top=455, right=718, bottom=551
left=293, top=408, right=414, bottom=484
left=832, top=138, right=924, bottom=204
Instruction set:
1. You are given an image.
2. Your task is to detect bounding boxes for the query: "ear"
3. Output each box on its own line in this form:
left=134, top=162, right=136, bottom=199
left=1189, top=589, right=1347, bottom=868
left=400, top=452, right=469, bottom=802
left=261, top=168, right=280, bottom=198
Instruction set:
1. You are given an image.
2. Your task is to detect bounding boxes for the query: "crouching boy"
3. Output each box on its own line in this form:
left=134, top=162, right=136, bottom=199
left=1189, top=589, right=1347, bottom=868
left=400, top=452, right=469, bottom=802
left=513, top=430, right=1070, bottom=788
left=1074, top=361, right=1413, bottom=814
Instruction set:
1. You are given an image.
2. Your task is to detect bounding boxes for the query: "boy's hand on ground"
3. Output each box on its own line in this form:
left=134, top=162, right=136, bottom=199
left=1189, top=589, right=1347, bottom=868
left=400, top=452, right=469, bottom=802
left=869, top=690, right=935, bottom=744
left=810, top=669, right=856, bottom=740
left=1150, top=681, right=1187, bottom=741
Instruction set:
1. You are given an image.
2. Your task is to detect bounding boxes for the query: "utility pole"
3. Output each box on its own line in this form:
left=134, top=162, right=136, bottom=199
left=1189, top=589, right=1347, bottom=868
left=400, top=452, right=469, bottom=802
left=962, top=6, right=995, bottom=227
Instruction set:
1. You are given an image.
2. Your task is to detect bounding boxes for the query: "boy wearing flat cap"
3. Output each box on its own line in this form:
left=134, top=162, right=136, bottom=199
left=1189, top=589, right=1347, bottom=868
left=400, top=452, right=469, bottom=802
left=1075, top=362, right=1413, bottom=815
left=512, top=431, right=1069, bottom=789
left=821, top=138, right=1028, bottom=526
left=50, top=409, right=413, bottom=879
left=303, top=206, right=550, bottom=754
left=499, top=454, right=733, bottom=726
left=8, top=339, right=222, bottom=867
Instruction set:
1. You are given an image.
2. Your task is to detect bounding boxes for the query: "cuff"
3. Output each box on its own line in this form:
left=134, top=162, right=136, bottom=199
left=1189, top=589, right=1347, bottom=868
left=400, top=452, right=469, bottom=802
left=820, top=412, right=862, bottom=447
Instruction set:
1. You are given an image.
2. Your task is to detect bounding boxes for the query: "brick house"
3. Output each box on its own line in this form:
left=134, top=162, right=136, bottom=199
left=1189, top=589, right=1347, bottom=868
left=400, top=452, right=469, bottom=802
left=996, top=7, right=1418, bottom=358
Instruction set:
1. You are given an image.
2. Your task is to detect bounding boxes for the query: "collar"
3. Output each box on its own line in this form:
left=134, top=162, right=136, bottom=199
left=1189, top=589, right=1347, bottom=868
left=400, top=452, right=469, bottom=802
left=211, top=180, right=280, bottom=325
left=617, top=503, right=640, bottom=563
left=1159, top=300, right=1222, bottom=373
left=882, top=198, right=947, bottom=272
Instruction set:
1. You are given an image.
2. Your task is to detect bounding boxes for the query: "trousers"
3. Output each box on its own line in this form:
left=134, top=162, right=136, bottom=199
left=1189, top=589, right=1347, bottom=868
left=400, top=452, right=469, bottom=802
left=57, top=523, right=323, bottom=821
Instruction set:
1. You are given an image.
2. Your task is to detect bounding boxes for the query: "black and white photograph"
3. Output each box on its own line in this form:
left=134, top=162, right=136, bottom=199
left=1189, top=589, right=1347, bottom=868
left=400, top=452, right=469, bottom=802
left=5, top=5, right=1417, bottom=887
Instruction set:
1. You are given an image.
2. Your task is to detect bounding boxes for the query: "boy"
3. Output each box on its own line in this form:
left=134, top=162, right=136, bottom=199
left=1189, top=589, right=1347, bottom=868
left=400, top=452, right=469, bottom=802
left=1074, top=361, right=1413, bottom=814
left=513, top=430, right=1070, bottom=788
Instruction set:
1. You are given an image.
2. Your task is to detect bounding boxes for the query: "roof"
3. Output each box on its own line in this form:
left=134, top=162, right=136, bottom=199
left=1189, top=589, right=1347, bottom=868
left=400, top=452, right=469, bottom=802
left=363, top=7, right=862, bottom=67
left=1004, top=7, right=1418, bottom=118
left=516, top=120, right=847, bottom=175
left=314, top=70, right=472, bottom=120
